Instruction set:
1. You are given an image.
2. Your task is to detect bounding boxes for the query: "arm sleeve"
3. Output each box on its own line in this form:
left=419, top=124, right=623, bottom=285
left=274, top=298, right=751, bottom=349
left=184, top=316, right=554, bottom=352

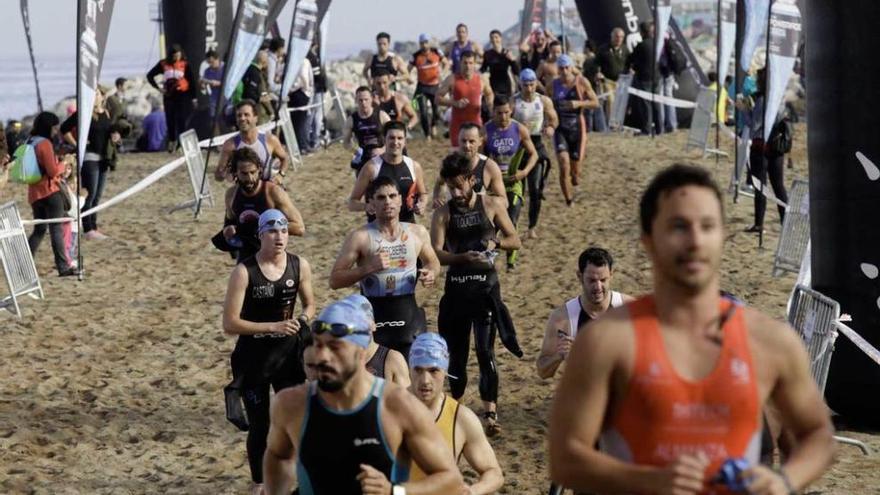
left=146, top=62, right=163, bottom=91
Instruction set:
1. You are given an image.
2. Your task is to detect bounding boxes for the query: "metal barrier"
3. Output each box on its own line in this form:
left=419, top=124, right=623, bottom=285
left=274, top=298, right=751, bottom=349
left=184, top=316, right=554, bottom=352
left=279, top=104, right=303, bottom=171
left=685, top=87, right=724, bottom=157
left=169, top=129, right=214, bottom=216
left=608, top=74, right=632, bottom=131
left=773, top=179, right=809, bottom=276
left=787, top=285, right=870, bottom=454
left=0, top=201, right=44, bottom=318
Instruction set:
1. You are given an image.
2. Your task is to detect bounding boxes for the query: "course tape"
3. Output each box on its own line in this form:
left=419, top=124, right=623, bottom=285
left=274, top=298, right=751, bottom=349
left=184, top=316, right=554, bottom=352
left=626, top=87, right=698, bottom=109
left=834, top=320, right=880, bottom=367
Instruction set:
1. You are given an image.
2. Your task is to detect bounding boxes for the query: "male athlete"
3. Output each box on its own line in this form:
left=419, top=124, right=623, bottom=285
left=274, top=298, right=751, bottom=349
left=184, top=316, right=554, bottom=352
left=513, top=68, right=558, bottom=239
left=536, top=40, right=564, bottom=92
left=362, top=32, right=409, bottom=84
left=437, top=51, right=494, bottom=147
left=551, top=54, right=599, bottom=206
left=214, top=99, right=289, bottom=183
left=536, top=247, right=633, bottom=379
left=344, top=294, right=411, bottom=387
left=373, top=72, right=419, bottom=132
left=263, top=298, right=463, bottom=494
left=343, top=86, right=390, bottom=175
left=431, top=153, right=522, bottom=436
left=480, top=29, right=519, bottom=98
left=409, top=34, right=447, bottom=138
left=431, top=123, right=507, bottom=209
left=348, top=121, right=428, bottom=223
left=333, top=175, right=440, bottom=358
left=549, top=164, right=835, bottom=494
left=220, top=148, right=305, bottom=261
left=407, top=332, right=504, bottom=494
left=222, top=209, right=315, bottom=495
left=447, top=23, right=483, bottom=74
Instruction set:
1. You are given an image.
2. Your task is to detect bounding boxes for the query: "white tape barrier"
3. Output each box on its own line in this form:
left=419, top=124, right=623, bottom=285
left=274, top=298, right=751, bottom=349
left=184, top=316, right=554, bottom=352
left=626, top=86, right=697, bottom=109
left=834, top=320, right=880, bottom=367
left=21, top=157, right=187, bottom=226
left=750, top=176, right=789, bottom=209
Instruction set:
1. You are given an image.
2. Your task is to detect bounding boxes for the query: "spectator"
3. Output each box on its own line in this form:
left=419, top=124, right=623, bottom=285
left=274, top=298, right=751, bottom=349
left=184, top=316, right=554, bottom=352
left=306, top=39, right=328, bottom=151
left=137, top=99, right=168, bottom=152
left=105, top=77, right=128, bottom=122
left=241, top=47, right=274, bottom=124
left=625, top=21, right=662, bottom=135
left=597, top=27, right=629, bottom=118
left=26, top=112, right=77, bottom=277
left=289, top=55, right=313, bottom=155
left=658, top=34, right=686, bottom=132
left=707, top=72, right=731, bottom=125
left=146, top=44, right=197, bottom=152
left=0, top=121, right=8, bottom=191
left=266, top=37, right=285, bottom=95
left=201, top=50, right=225, bottom=120
left=581, top=40, right=607, bottom=132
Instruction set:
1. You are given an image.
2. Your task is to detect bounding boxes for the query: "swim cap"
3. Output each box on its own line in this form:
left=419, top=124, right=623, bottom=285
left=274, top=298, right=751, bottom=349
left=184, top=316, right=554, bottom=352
left=520, top=68, right=537, bottom=82
left=419, top=33, right=430, bottom=43
left=409, top=333, right=450, bottom=371
left=258, top=209, right=288, bottom=234
left=557, top=54, right=573, bottom=68
left=339, top=294, right=375, bottom=325
left=314, top=299, right=372, bottom=348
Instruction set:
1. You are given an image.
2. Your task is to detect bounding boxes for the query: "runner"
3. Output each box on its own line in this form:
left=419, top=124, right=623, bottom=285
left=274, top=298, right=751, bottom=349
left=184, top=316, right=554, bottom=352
left=373, top=71, right=419, bottom=132
left=431, top=123, right=507, bottom=208
left=549, top=164, right=835, bottom=494
left=342, top=86, right=390, bottom=176
left=536, top=40, right=564, bottom=92
left=362, top=32, right=409, bottom=85
left=344, top=294, right=412, bottom=387
left=551, top=54, right=599, bottom=206
left=348, top=121, right=428, bottom=223
left=219, top=148, right=305, bottom=261
left=437, top=50, right=494, bottom=147
left=431, top=153, right=523, bottom=437
left=409, top=34, right=447, bottom=139
left=513, top=68, right=558, bottom=239
left=536, top=247, right=633, bottom=379
left=214, top=99, right=290, bottom=183
left=447, top=23, right=483, bottom=74
left=407, top=332, right=505, bottom=494
left=263, top=298, right=464, bottom=495
left=483, top=94, right=538, bottom=271
left=480, top=29, right=520, bottom=98
left=221, top=209, right=315, bottom=495
left=332, top=175, right=440, bottom=358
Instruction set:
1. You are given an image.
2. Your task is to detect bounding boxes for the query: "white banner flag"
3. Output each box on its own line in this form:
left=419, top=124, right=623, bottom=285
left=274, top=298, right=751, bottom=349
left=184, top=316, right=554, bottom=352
left=763, top=0, right=801, bottom=141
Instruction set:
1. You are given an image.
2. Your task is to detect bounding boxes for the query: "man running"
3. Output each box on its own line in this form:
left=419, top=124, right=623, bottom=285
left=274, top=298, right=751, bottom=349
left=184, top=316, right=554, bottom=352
left=263, top=298, right=464, bottom=495
left=333, top=175, right=440, bottom=358
left=220, top=148, right=305, bottom=261
left=484, top=94, right=537, bottom=271
left=407, top=332, right=505, bottom=494
left=431, top=153, right=522, bottom=436
left=549, top=164, right=835, bottom=494
left=536, top=247, right=633, bottom=379
left=480, top=29, right=520, bottom=98
left=513, top=68, right=558, bottom=239
left=214, top=99, right=290, bottom=183
left=409, top=34, right=447, bottom=139
left=348, top=121, right=428, bottom=223
left=362, top=32, right=409, bottom=85
left=536, top=40, right=564, bottom=92
left=373, top=72, right=419, bottom=132
left=343, top=86, right=390, bottom=176
left=447, top=23, right=483, bottom=74
left=222, top=209, right=315, bottom=495
left=432, top=123, right=506, bottom=208
left=551, top=54, right=599, bottom=206
left=437, top=51, right=494, bottom=147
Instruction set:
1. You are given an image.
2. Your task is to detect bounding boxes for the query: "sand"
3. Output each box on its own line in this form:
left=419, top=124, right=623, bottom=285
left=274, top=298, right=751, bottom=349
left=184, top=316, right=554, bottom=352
left=1, top=126, right=878, bottom=494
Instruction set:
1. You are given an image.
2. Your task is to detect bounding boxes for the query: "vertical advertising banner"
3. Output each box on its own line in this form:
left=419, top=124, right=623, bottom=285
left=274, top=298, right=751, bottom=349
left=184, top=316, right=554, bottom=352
left=280, top=0, right=318, bottom=101
left=222, top=0, right=271, bottom=101
left=763, top=0, right=800, bottom=141
left=719, top=0, right=737, bottom=84
left=739, top=0, right=769, bottom=72
left=162, top=0, right=234, bottom=84
left=654, top=0, right=672, bottom=62
left=77, top=0, right=116, bottom=168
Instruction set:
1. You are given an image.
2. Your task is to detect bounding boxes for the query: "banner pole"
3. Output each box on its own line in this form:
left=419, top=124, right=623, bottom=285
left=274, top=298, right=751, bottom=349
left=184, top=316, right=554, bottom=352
left=715, top=0, right=722, bottom=163
left=758, top=0, right=774, bottom=249
left=75, top=0, right=84, bottom=281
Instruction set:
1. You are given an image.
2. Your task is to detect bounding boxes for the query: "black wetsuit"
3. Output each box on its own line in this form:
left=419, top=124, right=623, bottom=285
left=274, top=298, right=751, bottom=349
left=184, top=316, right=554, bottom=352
left=231, top=253, right=305, bottom=484
left=552, top=78, right=585, bottom=161
left=351, top=110, right=384, bottom=173
left=480, top=48, right=519, bottom=97
left=296, top=377, right=406, bottom=494
left=366, top=345, right=391, bottom=379
left=229, top=183, right=272, bottom=261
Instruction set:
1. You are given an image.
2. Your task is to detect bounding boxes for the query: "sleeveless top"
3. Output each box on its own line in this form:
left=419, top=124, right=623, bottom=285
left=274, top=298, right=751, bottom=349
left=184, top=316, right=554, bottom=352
left=370, top=53, right=398, bottom=77
left=446, top=195, right=496, bottom=274
left=409, top=395, right=460, bottom=481
left=232, top=132, right=271, bottom=180
left=472, top=154, right=488, bottom=193
left=297, top=377, right=406, bottom=494
left=359, top=222, right=419, bottom=298
left=552, top=78, right=584, bottom=131
left=230, top=182, right=273, bottom=245
left=451, top=73, right=483, bottom=125
left=412, top=48, right=443, bottom=86
left=352, top=110, right=384, bottom=153
left=366, top=345, right=391, bottom=379
left=484, top=120, right=525, bottom=196
left=514, top=94, right=545, bottom=136
left=369, top=156, right=419, bottom=223
left=450, top=41, right=476, bottom=74
left=564, top=291, right=625, bottom=337
left=161, top=59, right=190, bottom=93
left=600, top=296, right=761, bottom=479
left=377, top=94, right=400, bottom=122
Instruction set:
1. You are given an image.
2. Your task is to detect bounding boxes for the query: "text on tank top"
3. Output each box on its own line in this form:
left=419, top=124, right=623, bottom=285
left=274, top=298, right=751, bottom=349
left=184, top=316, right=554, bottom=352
left=413, top=49, right=442, bottom=86
left=452, top=73, right=482, bottom=123
left=231, top=183, right=272, bottom=241
left=446, top=195, right=496, bottom=272
left=370, top=53, right=398, bottom=77
left=565, top=291, right=625, bottom=337
left=359, top=222, right=419, bottom=297
left=514, top=94, right=545, bottom=136
left=240, top=253, right=300, bottom=324
left=409, top=395, right=459, bottom=481
left=352, top=110, right=384, bottom=152
left=599, top=296, right=761, bottom=478
left=552, top=78, right=583, bottom=130
left=370, top=156, right=419, bottom=222
left=378, top=95, right=400, bottom=121
left=297, top=378, right=406, bottom=494
left=233, top=132, right=271, bottom=180
left=484, top=121, right=524, bottom=174
left=366, top=345, right=391, bottom=379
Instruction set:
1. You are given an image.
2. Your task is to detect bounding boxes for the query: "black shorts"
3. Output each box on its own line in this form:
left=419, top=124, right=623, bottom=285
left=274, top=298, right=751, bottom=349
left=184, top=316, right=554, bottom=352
left=554, top=124, right=584, bottom=161
left=530, top=135, right=549, bottom=162
left=367, top=294, right=426, bottom=358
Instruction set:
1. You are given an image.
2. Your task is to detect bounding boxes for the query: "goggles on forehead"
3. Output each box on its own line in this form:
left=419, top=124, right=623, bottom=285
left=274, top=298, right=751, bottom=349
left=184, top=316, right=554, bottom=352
left=311, top=320, right=370, bottom=338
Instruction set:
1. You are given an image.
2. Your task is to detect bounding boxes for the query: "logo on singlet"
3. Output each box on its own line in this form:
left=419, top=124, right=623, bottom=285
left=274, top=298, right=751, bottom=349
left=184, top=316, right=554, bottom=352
left=729, top=357, right=750, bottom=385
left=385, top=275, right=397, bottom=293
left=285, top=279, right=295, bottom=288
left=354, top=437, right=381, bottom=447
left=252, top=284, right=275, bottom=298
left=449, top=274, right=487, bottom=283
left=376, top=321, right=405, bottom=327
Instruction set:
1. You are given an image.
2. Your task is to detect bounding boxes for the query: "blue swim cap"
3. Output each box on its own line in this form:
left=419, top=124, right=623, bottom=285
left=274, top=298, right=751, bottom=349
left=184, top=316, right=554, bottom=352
left=520, top=68, right=537, bottom=82
left=557, top=54, right=573, bottom=68
left=419, top=33, right=430, bottom=43
left=339, top=294, right=374, bottom=324
left=409, top=333, right=450, bottom=371
left=315, top=299, right=372, bottom=348
left=258, top=209, right=288, bottom=234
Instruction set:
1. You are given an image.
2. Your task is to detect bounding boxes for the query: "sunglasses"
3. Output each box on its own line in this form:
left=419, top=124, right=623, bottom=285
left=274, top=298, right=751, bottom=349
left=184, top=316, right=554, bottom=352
left=409, top=346, right=448, bottom=361
left=311, top=320, right=370, bottom=338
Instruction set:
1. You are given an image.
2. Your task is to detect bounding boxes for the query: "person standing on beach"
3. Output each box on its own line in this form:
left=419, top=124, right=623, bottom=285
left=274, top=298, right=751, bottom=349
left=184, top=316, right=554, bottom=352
left=549, top=164, right=836, bottom=494
left=146, top=44, right=197, bottom=152
left=222, top=209, right=316, bottom=495
left=214, top=99, right=290, bottom=184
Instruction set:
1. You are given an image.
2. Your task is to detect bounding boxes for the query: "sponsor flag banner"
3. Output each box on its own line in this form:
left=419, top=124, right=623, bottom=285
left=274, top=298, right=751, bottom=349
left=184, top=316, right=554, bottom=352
left=719, top=0, right=736, bottom=84
left=280, top=0, right=318, bottom=101
left=162, top=0, right=234, bottom=81
left=77, top=0, right=116, bottom=168
left=763, top=0, right=800, bottom=141
left=223, top=0, right=271, bottom=100
left=740, top=0, right=769, bottom=71
left=520, top=0, right=548, bottom=41
left=654, top=0, right=672, bottom=62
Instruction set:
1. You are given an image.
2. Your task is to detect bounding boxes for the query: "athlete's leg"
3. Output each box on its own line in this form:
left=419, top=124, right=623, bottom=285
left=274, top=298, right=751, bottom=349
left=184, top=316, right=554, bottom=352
left=242, top=381, right=272, bottom=483
left=556, top=151, right=573, bottom=205
left=570, top=123, right=587, bottom=188
left=415, top=84, right=431, bottom=138
left=80, top=160, right=101, bottom=233
left=473, top=312, right=498, bottom=405
left=526, top=156, right=544, bottom=232
left=438, top=294, right=472, bottom=399
left=506, top=193, right=523, bottom=269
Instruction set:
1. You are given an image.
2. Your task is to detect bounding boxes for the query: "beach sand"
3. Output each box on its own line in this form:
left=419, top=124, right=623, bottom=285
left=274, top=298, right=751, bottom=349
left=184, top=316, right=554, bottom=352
left=2, top=126, right=878, bottom=493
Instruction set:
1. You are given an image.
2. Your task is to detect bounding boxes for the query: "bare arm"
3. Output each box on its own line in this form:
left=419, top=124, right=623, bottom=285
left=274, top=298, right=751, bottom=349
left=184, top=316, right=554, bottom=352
left=486, top=196, right=521, bottom=251
left=268, top=134, right=290, bottom=176
left=328, top=230, right=377, bottom=290
left=435, top=75, right=455, bottom=108
left=483, top=159, right=509, bottom=208
left=362, top=54, right=372, bottom=81
left=458, top=406, right=504, bottom=494
left=343, top=115, right=355, bottom=150
left=415, top=224, right=441, bottom=283
left=378, top=110, right=391, bottom=126
left=222, top=265, right=282, bottom=335
left=214, top=140, right=235, bottom=181
left=399, top=93, right=419, bottom=131
left=385, top=349, right=411, bottom=388
left=536, top=308, right=569, bottom=379
left=413, top=161, right=429, bottom=215
left=347, top=162, right=376, bottom=212
left=263, top=388, right=304, bottom=495
left=432, top=176, right=448, bottom=208
left=577, top=76, right=600, bottom=110
left=542, top=95, right=559, bottom=130
left=395, top=55, right=412, bottom=84
left=269, top=185, right=305, bottom=236
left=513, top=123, right=538, bottom=180
left=297, top=257, right=316, bottom=321
left=482, top=75, right=494, bottom=113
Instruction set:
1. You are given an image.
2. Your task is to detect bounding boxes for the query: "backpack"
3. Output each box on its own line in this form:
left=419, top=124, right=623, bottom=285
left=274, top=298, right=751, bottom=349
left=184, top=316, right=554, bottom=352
left=768, top=118, right=793, bottom=156
left=9, top=136, right=46, bottom=185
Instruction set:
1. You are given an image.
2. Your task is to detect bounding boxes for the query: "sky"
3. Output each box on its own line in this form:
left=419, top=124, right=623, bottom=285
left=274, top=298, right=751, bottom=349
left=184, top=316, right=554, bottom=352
left=1, top=0, right=531, bottom=61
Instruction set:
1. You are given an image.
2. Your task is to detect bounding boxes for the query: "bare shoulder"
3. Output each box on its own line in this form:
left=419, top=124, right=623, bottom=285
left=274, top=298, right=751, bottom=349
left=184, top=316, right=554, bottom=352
left=272, top=383, right=311, bottom=424
left=548, top=304, right=568, bottom=327
left=383, top=381, right=428, bottom=418
left=574, top=304, right=634, bottom=352
left=742, top=305, right=801, bottom=350
left=454, top=401, right=484, bottom=439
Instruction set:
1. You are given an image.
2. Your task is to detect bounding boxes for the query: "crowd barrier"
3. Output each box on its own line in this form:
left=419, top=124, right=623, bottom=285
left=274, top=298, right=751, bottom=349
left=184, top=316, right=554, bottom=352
left=0, top=201, right=44, bottom=318
left=773, top=179, right=809, bottom=276
left=169, top=129, right=215, bottom=216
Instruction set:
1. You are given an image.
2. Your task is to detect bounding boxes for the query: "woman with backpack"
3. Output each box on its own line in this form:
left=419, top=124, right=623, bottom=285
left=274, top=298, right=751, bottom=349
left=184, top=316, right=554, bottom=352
left=26, top=112, right=77, bottom=277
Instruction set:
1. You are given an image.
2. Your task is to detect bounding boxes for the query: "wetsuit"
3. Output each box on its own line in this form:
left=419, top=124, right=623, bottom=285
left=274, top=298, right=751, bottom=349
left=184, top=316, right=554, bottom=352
left=412, top=48, right=444, bottom=136
left=351, top=110, right=384, bottom=173
left=564, top=291, right=625, bottom=337
left=552, top=78, right=587, bottom=161
left=297, top=377, right=407, bottom=494
left=232, top=132, right=271, bottom=181
left=231, top=253, right=304, bottom=484
left=365, top=345, right=391, bottom=379
left=365, top=155, right=420, bottom=223
left=484, top=120, right=525, bottom=266
left=449, top=73, right=483, bottom=147
left=409, top=395, right=460, bottom=481
left=229, top=182, right=274, bottom=261
left=359, top=222, right=425, bottom=358
left=480, top=48, right=519, bottom=97
left=438, top=195, right=501, bottom=403
left=514, top=93, right=551, bottom=230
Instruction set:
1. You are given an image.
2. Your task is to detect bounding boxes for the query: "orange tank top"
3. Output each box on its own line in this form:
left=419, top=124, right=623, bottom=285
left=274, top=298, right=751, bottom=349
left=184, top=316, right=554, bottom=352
left=600, top=296, right=761, bottom=488
left=451, top=73, right=482, bottom=125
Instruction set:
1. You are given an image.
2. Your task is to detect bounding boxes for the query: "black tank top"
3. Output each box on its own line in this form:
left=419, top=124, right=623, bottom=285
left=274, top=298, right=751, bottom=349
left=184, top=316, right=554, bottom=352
left=376, top=158, right=418, bottom=224
left=240, top=253, right=300, bottom=323
left=472, top=157, right=487, bottom=193
left=370, top=53, right=398, bottom=77
left=231, top=183, right=272, bottom=252
left=297, top=378, right=403, bottom=493
left=352, top=110, right=384, bottom=152
left=366, top=345, right=391, bottom=379
left=446, top=195, right=496, bottom=273
left=378, top=95, right=399, bottom=121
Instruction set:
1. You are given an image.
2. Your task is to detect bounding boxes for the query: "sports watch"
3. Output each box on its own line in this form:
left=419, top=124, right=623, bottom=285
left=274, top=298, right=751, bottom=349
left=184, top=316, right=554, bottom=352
left=391, top=484, right=406, bottom=495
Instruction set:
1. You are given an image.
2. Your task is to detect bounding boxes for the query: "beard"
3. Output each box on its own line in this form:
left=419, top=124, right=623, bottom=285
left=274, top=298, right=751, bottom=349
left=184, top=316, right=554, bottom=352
left=316, top=362, right=358, bottom=392
left=452, top=189, right=473, bottom=207
left=240, top=180, right=259, bottom=193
